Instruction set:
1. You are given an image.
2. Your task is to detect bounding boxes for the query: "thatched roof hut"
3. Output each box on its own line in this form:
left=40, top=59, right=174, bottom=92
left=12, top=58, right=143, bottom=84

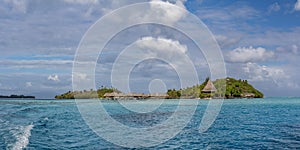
left=201, top=80, right=217, bottom=93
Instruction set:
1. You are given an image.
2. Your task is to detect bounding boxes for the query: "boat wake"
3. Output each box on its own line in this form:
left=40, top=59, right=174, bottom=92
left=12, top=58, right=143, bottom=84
left=11, top=124, right=34, bottom=150
left=2, top=123, right=34, bottom=150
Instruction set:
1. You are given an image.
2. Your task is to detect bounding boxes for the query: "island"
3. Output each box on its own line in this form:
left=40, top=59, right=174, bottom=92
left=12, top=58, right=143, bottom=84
left=55, top=87, right=168, bottom=99
left=0, top=95, right=35, bottom=99
left=169, top=77, right=264, bottom=99
left=55, top=77, right=263, bottom=99
left=55, top=87, right=117, bottom=99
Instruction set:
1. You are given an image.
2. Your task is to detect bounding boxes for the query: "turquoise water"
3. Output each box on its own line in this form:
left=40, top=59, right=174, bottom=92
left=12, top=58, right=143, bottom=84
left=0, top=98, right=299, bottom=149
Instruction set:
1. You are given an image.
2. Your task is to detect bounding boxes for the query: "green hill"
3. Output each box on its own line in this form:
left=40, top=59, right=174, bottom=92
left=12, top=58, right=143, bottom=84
left=55, top=87, right=117, bottom=99
left=169, top=77, right=263, bottom=99
left=222, top=77, right=263, bottom=98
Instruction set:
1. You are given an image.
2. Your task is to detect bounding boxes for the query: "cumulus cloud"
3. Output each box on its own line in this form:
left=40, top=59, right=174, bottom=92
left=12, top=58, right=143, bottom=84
left=295, top=0, right=300, bottom=11
left=48, top=75, right=60, bottom=82
left=242, top=62, right=298, bottom=88
left=136, top=36, right=187, bottom=54
left=113, top=36, right=189, bottom=75
left=243, top=63, right=283, bottom=81
left=111, top=36, right=197, bottom=91
left=65, top=0, right=188, bottom=23
left=144, top=0, right=187, bottom=24
left=227, top=46, right=274, bottom=63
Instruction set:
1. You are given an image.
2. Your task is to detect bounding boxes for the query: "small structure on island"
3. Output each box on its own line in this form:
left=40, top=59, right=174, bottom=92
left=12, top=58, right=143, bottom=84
left=148, top=93, right=169, bottom=99
left=201, top=79, right=217, bottom=93
left=104, top=92, right=122, bottom=99
left=242, top=93, right=255, bottom=98
left=201, top=79, right=217, bottom=99
left=103, top=92, right=169, bottom=99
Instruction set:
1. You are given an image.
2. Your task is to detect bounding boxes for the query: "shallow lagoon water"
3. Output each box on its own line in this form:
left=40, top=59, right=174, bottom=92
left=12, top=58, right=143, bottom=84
left=0, top=98, right=299, bottom=149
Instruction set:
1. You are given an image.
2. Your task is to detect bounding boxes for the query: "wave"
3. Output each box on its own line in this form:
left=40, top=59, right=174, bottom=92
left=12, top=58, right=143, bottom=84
left=10, top=124, right=34, bottom=150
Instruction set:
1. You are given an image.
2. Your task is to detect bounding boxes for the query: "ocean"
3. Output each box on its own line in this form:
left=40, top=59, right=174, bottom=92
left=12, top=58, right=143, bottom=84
left=0, top=98, right=299, bottom=149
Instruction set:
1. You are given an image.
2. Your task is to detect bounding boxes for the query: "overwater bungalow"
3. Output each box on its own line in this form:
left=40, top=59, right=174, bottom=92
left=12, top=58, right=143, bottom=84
left=104, top=92, right=168, bottom=99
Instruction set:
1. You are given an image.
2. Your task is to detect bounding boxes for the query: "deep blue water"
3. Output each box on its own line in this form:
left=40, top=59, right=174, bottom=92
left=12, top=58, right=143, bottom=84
left=0, top=98, right=299, bottom=149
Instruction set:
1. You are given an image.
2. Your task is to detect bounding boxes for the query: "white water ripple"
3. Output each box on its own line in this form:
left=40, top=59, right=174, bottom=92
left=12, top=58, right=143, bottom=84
left=10, top=125, right=34, bottom=150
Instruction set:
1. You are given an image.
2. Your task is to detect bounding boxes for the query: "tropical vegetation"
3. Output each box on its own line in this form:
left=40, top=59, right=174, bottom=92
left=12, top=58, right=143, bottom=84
left=55, top=87, right=117, bottom=99
left=55, top=77, right=263, bottom=99
left=168, top=77, right=263, bottom=99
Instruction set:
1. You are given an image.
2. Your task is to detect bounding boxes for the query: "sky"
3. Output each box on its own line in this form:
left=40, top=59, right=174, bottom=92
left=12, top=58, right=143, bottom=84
left=0, top=0, right=300, bottom=98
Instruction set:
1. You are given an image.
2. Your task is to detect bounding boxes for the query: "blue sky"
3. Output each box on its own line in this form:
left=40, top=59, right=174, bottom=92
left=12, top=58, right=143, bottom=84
left=0, top=0, right=300, bottom=98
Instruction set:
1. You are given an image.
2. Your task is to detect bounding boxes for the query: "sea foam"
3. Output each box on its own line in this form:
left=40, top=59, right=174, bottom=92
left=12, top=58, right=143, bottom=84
left=11, top=124, right=34, bottom=150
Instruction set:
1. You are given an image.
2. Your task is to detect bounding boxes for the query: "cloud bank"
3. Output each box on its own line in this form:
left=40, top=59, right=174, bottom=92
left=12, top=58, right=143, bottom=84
left=227, top=46, right=274, bottom=63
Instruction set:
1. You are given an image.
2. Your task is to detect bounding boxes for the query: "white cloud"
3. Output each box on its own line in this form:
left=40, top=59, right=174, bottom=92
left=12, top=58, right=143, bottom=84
left=48, top=75, right=60, bottom=82
left=243, top=62, right=298, bottom=88
left=243, top=63, right=266, bottom=81
left=63, top=0, right=188, bottom=23
left=227, top=46, right=274, bottom=63
left=26, top=82, right=32, bottom=87
left=136, top=36, right=187, bottom=54
left=172, top=0, right=187, bottom=9
left=268, top=2, right=280, bottom=13
left=295, top=0, right=300, bottom=11
left=110, top=36, right=198, bottom=90
left=243, top=62, right=284, bottom=81
left=144, top=0, right=187, bottom=24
